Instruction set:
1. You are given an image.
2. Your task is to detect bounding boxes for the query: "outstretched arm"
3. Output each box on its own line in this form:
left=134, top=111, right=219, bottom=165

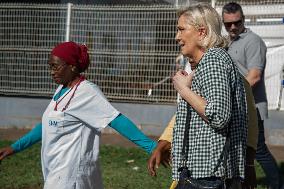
left=109, top=114, right=157, bottom=154
left=11, top=123, right=42, bottom=153
left=0, top=123, right=42, bottom=161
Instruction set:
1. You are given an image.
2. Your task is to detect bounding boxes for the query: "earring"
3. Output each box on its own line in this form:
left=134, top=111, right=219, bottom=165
left=71, top=67, right=76, bottom=72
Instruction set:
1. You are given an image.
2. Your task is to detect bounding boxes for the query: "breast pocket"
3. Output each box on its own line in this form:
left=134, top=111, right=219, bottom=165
left=48, top=111, right=65, bottom=133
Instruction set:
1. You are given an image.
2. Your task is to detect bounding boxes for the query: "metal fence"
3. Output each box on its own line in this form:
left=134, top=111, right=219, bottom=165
left=0, top=3, right=284, bottom=108
left=0, top=4, right=178, bottom=103
left=216, top=1, right=284, bottom=110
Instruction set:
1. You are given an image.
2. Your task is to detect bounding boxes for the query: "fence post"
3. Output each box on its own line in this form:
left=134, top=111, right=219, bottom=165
left=65, top=3, right=73, bottom=42
left=277, top=64, right=284, bottom=110
left=211, top=0, right=216, bottom=8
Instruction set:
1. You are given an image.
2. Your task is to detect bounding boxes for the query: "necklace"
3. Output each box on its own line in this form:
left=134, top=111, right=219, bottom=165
left=54, top=75, right=85, bottom=111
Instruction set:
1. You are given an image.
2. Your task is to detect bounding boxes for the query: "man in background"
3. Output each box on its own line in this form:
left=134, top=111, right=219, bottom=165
left=222, top=2, right=283, bottom=189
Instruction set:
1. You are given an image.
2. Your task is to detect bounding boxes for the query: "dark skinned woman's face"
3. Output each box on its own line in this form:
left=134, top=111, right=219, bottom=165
left=48, top=55, right=75, bottom=85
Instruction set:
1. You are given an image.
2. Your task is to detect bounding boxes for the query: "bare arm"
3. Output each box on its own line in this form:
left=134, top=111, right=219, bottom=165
left=178, top=87, right=208, bottom=122
left=173, top=70, right=208, bottom=122
left=246, top=68, right=262, bottom=87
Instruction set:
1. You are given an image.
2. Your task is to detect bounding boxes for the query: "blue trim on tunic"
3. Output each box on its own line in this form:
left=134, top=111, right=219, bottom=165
left=109, top=114, right=157, bottom=154
left=11, top=87, right=157, bottom=154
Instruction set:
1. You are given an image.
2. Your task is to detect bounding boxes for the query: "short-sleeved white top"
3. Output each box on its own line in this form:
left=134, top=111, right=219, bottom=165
left=41, top=80, right=119, bottom=189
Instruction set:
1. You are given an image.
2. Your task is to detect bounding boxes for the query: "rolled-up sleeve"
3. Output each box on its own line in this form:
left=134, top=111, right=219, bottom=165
left=159, top=115, right=175, bottom=143
left=197, top=53, right=232, bottom=129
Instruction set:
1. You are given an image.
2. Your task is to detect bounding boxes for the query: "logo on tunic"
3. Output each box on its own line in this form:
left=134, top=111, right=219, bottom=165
left=49, top=120, right=58, bottom=127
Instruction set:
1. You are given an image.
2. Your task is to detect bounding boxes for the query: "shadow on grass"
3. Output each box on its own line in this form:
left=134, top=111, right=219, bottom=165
left=280, top=162, right=284, bottom=174
left=256, top=177, right=267, bottom=187
left=256, top=162, right=284, bottom=188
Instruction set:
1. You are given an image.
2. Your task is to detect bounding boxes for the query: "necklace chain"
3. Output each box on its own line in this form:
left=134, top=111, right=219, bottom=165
left=54, top=76, right=85, bottom=111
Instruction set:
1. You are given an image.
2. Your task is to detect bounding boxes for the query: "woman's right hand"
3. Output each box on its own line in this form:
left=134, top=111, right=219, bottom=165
left=0, top=146, right=14, bottom=161
left=172, top=70, right=195, bottom=96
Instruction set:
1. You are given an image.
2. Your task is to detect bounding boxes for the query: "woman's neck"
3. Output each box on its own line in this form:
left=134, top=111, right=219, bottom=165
left=189, top=49, right=205, bottom=69
left=64, top=75, right=81, bottom=88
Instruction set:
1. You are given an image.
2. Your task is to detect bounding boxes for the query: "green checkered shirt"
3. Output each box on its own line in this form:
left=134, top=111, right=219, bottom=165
left=172, top=48, right=248, bottom=180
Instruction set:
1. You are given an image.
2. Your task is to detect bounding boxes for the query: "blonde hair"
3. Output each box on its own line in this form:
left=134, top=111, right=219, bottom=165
left=177, top=4, right=228, bottom=50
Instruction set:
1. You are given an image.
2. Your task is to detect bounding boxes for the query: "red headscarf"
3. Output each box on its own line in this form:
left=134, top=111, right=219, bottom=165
left=51, top=41, right=90, bottom=72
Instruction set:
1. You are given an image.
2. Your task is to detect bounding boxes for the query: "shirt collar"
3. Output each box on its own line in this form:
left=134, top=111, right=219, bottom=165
left=233, top=28, right=251, bottom=41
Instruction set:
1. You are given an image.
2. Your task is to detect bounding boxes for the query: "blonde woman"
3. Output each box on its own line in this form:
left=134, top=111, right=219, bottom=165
left=172, top=4, right=247, bottom=188
left=148, top=4, right=248, bottom=188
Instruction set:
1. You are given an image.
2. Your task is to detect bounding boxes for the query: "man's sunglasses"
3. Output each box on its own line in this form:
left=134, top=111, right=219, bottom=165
left=223, top=19, right=243, bottom=28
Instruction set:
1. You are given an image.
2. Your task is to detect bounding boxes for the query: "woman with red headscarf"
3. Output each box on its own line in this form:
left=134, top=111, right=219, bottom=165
left=0, top=42, right=157, bottom=189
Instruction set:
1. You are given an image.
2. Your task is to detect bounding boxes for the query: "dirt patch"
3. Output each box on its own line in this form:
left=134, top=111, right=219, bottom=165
left=0, top=128, right=30, bottom=141
left=1, top=128, right=283, bottom=162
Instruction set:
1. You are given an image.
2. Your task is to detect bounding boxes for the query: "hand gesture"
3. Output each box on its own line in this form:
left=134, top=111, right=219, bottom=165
left=172, top=70, right=195, bottom=93
left=147, top=140, right=171, bottom=177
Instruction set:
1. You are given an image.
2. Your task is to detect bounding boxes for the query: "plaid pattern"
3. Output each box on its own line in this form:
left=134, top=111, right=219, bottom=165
left=172, top=48, right=248, bottom=180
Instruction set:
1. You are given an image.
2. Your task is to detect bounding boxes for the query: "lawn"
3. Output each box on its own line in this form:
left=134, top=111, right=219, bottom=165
left=0, top=140, right=282, bottom=189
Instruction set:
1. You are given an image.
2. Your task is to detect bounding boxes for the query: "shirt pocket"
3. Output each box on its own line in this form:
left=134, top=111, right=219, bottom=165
left=47, top=110, right=65, bottom=133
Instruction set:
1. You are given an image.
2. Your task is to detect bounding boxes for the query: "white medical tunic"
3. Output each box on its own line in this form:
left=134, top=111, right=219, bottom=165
left=41, top=80, right=119, bottom=189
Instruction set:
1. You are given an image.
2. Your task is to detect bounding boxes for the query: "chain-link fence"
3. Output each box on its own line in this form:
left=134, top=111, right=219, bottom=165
left=215, top=0, right=284, bottom=110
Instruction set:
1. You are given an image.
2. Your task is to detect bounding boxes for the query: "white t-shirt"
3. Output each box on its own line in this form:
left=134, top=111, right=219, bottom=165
left=177, top=59, right=192, bottom=103
left=41, top=80, right=119, bottom=189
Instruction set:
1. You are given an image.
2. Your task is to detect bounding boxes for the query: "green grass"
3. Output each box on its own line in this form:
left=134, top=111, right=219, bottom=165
left=0, top=141, right=283, bottom=189
left=0, top=141, right=43, bottom=189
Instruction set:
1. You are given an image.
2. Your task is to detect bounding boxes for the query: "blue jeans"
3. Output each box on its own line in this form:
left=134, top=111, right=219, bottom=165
left=256, top=112, right=283, bottom=189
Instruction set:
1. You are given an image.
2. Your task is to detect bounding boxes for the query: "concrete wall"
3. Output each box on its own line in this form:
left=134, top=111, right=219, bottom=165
left=2, top=96, right=284, bottom=146
left=0, top=96, right=176, bottom=136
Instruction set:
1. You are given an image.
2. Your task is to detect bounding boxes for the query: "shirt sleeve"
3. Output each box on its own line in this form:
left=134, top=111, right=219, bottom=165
left=159, top=115, right=175, bottom=143
left=11, top=123, right=42, bottom=153
left=197, top=51, right=232, bottom=129
left=245, top=35, right=267, bottom=71
left=67, top=82, right=119, bottom=131
left=109, top=114, right=157, bottom=154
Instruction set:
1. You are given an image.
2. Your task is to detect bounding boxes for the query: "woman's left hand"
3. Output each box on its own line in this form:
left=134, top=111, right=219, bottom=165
left=172, top=70, right=195, bottom=93
left=147, top=140, right=171, bottom=177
